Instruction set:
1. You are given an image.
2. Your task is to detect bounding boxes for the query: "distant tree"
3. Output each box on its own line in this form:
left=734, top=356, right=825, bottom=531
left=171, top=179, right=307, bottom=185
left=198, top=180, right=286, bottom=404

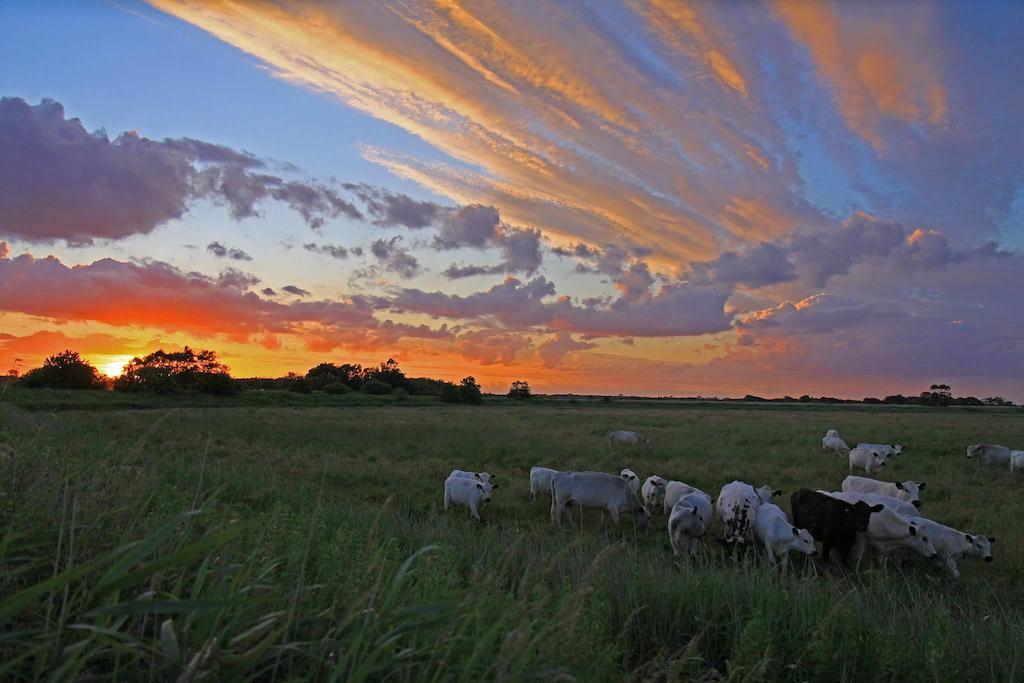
left=114, top=347, right=234, bottom=394
left=323, top=382, right=350, bottom=395
left=361, top=378, right=393, bottom=395
left=306, top=362, right=364, bottom=390
left=439, top=382, right=462, bottom=403
left=19, top=350, right=106, bottom=390
left=930, top=384, right=952, bottom=397
left=288, top=376, right=312, bottom=394
left=508, top=380, right=532, bottom=399
left=983, top=396, right=1015, bottom=407
left=407, top=377, right=450, bottom=396
left=365, top=358, right=408, bottom=389
left=459, top=376, right=483, bottom=405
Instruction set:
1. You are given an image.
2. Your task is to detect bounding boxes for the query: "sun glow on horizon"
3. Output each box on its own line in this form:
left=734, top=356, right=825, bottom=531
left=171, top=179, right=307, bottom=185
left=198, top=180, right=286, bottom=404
left=96, top=354, right=133, bottom=378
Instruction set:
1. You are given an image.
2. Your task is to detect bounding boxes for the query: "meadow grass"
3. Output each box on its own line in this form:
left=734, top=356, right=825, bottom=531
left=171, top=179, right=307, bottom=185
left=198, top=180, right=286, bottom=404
left=1, top=393, right=1022, bottom=681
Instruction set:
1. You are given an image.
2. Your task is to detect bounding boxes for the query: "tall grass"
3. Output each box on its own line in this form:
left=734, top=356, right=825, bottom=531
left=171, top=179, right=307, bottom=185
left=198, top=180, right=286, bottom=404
left=1, top=398, right=1022, bottom=680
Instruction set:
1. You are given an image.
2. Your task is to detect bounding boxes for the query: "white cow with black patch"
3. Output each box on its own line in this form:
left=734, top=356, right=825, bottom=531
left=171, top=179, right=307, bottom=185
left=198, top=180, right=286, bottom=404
left=620, top=468, right=641, bottom=495
left=906, top=517, right=995, bottom=578
left=716, top=481, right=779, bottom=548
left=668, top=489, right=713, bottom=558
left=753, top=503, right=816, bottom=562
left=642, top=475, right=668, bottom=513
left=857, top=442, right=904, bottom=458
left=842, top=475, right=925, bottom=509
left=662, top=481, right=699, bottom=514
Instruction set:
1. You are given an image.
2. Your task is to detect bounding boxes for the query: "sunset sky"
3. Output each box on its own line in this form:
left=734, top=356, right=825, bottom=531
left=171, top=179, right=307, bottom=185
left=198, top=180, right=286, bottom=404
left=2, top=1, right=1023, bottom=398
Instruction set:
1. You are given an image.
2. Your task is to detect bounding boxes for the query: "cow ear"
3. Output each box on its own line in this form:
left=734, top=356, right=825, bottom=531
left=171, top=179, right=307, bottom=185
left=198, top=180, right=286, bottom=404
left=964, top=534, right=973, bottom=543
left=895, top=481, right=903, bottom=490
left=492, top=483, right=499, bottom=490
left=919, top=483, right=926, bottom=491
left=908, top=525, right=917, bottom=536
left=988, top=537, right=997, bottom=543
left=476, top=483, right=483, bottom=490
left=774, top=489, right=783, bottom=497
left=870, top=504, right=884, bottom=512
left=792, top=526, right=800, bottom=537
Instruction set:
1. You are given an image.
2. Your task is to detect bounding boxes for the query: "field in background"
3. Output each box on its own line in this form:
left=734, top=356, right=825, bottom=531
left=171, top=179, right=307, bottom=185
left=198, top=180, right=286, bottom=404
left=2, top=392, right=1023, bottom=681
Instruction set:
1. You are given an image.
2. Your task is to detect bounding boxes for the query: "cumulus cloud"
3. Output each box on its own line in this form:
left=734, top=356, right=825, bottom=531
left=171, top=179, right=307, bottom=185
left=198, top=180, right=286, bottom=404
left=456, top=329, right=532, bottom=365
left=207, top=241, right=253, bottom=261
left=0, top=97, right=361, bottom=244
left=537, top=332, right=596, bottom=367
left=370, top=236, right=422, bottom=279
left=344, top=183, right=442, bottom=229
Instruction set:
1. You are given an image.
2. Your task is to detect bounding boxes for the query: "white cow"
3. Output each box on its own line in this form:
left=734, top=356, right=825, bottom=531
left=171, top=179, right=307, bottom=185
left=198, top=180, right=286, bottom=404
left=667, top=489, right=713, bottom=558
left=1011, top=451, right=1024, bottom=473
left=620, top=468, right=641, bottom=495
left=823, top=490, right=919, bottom=518
left=848, top=446, right=887, bottom=475
left=822, top=429, right=850, bottom=456
left=857, top=443, right=904, bottom=458
left=443, top=475, right=493, bottom=521
left=752, top=503, right=816, bottom=562
left=906, top=518, right=995, bottom=578
left=449, top=469, right=497, bottom=485
left=662, top=480, right=699, bottom=514
left=529, top=466, right=559, bottom=500
left=716, top=481, right=779, bottom=547
left=966, top=444, right=1012, bottom=466
left=608, top=431, right=650, bottom=447
left=642, top=475, right=668, bottom=513
left=550, top=471, right=650, bottom=530
left=852, top=505, right=937, bottom=563
left=842, top=475, right=925, bottom=508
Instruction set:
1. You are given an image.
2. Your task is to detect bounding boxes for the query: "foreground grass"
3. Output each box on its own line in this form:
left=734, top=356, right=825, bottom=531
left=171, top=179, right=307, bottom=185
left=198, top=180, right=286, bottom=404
left=1, top=397, right=1022, bottom=680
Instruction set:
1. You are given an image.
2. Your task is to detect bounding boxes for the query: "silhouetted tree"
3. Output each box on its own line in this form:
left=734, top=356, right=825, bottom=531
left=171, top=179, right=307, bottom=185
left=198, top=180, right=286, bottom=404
left=364, top=358, right=408, bottom=389
left=114, top=347, right=234, bottom=394
left=459, top=376, right=483, bottom=405
left=508, top=380, right=531, bottom=399
left=19, top=350, right=106, bottom=390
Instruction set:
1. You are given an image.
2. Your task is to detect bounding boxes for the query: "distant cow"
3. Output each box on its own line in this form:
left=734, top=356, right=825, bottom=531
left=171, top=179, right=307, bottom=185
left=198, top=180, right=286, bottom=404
left=608, top=431, right=650, bottom=447
left=906, top=518, right=995, bottom=578
left=857, top=443, right=904, bottom=458
left=550, top=471, right=650, bottom=530
left=620, top=469, right=641, bottom=495
left=848, top=446, right=887, bottom=475
left=753, top=503, right=816, bottom=562
left=842, top=475, right=925, bottom=508
left=822, top=430, right=850, bottom=456
left=529, top=467, right=559, bottom=500
left=444, top=475, right=493, bottom=521
left=791, top=489, right=883, bottom=563
left=967, top=444, right=1012, bottom=466
left=716, top=481, right=779, bottom=547
left=1012, top=451, right=1024, bottom=473
left=662, top=481, right=699, bottom=514
left=667, top=489, right=713, bottom=558
left=642, top=475, right=668, bottom=512
left=449, top=469, right=497, bottom=486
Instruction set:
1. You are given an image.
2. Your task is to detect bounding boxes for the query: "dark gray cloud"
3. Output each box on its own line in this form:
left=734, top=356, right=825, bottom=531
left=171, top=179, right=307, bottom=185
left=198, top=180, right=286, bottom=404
left=344, top=183, right=441, bottom=229
left=206, top=241, right=253, bottom=261
left=216, top=267, right=260, bottom=290
left=303, top=242, right=355, bottom=260
left=0, top=97, right=361, bottom=244
left=370, top=236, right=422, bottom=279
left=281, top=285, right=311, bottom=297
left=261, top=287, right=277, bottom=296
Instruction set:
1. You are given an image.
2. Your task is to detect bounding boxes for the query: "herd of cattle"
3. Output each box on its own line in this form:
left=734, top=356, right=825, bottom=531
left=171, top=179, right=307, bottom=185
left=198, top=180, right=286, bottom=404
left=443, top=429, right=1013, bottom=579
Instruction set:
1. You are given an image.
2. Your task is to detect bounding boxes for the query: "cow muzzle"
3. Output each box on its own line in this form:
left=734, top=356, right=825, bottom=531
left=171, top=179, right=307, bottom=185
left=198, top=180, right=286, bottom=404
left=912, top=501, right=922, bottom=508
left=985, top=556, right=993, bottom=562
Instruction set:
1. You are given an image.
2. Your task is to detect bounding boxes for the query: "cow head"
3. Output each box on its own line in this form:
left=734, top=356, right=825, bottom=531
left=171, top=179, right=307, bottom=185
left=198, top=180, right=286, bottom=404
left=966, top=444, right=981, bottom=459
left=850, top=502, right=884, bottom=532
left=788, top=526, right=817, bottom=556
left=896, top=480, right=923, bottom=508
left=754, top=485, right=779, bottom=504
left=635, top=505, right=651, bottom=530
left=893, top=444, right=904, bottom=456
left=965, top=534, right=995, bottom=561
left=475, top=482, right=493, bottom=504
left=906, top=523, right=938, bottom=559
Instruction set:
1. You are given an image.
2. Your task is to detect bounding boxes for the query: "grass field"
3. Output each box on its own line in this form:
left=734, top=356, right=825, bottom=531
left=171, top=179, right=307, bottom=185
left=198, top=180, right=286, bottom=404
left=2, top=390, right=1023, bottom=681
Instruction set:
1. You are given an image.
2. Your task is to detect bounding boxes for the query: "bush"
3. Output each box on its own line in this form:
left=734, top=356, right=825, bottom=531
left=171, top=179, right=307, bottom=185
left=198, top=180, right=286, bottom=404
left=19, top=351, right=106, bottom=390
left=361, top=379, right=392, bottom=395
left=288, top=377, right=312, bottom=394
left=323, top=382, right=350, bottom=395
left=508, top=380, right=531, bottom=399
left=439, top=383, right=462, bottom=403
left=394, top=388, right=409, bottom=403
left=195, top=372, right=238, bottom=396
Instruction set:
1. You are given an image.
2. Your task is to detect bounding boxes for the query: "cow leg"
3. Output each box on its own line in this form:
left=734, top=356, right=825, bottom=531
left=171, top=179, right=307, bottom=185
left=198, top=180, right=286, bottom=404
left=608, top=506, right=621, bottom=527
left=551, top=497, right=563, bottom=528
left=470, top=500, right=481, bottom=522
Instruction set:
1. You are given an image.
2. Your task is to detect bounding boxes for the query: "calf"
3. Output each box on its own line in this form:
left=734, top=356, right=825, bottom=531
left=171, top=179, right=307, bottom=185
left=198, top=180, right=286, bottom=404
left=906, top=518, right=995, bottom=578
left=667, top=489, right=713, bottom=559
left=642, top=475, right=668, bottom=513
left=853, top=506, right=937, bottom=564
left=791, top=489, right=883, bottom=564
left=608, top=431, right=650, bottom=447
left=822, top=430, right=850, bottom=456
left=857, top=443, right=905, bottom=458
left=848, top=446, right=887, bottom=475
left=753, top=503, right=816, bottom=562
left=966, top=444, right=1012, bottom=466
left=529, top=466, right=559, bottom=500
left=550, top=471, right=650, bottom=530
left=842, top=475, right=925, bottom=508
left=620, top=468, right=641, bottom=495
left=443, top=475, right=493, bottom=521
left=716, top=481, right=780, bottom=547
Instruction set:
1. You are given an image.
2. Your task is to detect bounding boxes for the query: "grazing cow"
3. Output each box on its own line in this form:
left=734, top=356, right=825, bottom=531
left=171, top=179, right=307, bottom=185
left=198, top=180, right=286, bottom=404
left=842, top=475, right=925, bottom=508
left=449, top=469, right=497, bottom=486
left=662, top=480, right=699, bottom=514
left=443, top=475, right=493, bottom=521
left=1011, top=451, right=1024, bottom=473
left=620, top=469, right=641, bottom=495
left=822, top=430, right=850, bottom=456
left=608, top=431, right=650, bottom=447
left=716, top=481, right=780, bottom=547
left=753, top=503, right=816, bottom=562
left=966, top=444, right=1012, bottom=466
left=529, top=467, right=559, bottom=500
left=791, top=489, right=883, bottom=564
left=848, top=446, right=887, bottom=475
left=851, top=506, right=937, bottom=563
left=667, top=489, right=713, bottom=558
left=906, top=518, right=995, bottom=578
left=642, top=475, right=668, bottom=512
left=824, top=490, right=919, bottom=518
left=550, top=471, right=650, bottom=530
left=857, top=443, right=905, bottom=458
